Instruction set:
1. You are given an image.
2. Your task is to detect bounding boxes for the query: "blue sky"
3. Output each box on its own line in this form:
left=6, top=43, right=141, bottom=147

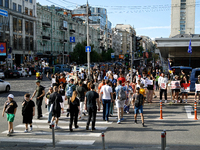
left=38, top=0, right=200, bottom=39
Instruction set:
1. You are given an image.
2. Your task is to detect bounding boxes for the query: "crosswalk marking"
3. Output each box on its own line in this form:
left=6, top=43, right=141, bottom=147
left=32, top=119, right=113, bottom=124
left=15, top=124, right=108, bottom=130
left=0, top=137, right=95, bottom=145
left=2, top=130, right=101, bottom=137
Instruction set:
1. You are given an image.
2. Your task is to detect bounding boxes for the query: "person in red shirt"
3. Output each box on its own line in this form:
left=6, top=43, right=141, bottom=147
left=117, top=73, right=126, bottom=86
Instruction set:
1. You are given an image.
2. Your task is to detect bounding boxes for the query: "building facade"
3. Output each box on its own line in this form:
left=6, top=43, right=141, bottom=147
left=170, top=0, right=195, bottom=37
left=112, top=28, right=121, bottom=56
left=0, top=0, right=36, bottom=66
left=36, top=4, right=100, bottom=65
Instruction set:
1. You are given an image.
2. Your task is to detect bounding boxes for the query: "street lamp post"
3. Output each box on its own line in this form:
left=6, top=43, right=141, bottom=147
left=87, top=1, right=90, bottom=79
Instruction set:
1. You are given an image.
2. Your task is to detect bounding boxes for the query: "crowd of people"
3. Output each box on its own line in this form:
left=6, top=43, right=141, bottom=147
left=2, top=65, right=200, bottom=136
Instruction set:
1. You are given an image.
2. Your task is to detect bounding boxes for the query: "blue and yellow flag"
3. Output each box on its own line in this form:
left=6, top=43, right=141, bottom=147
left=168, top=59, right=173, bottom=74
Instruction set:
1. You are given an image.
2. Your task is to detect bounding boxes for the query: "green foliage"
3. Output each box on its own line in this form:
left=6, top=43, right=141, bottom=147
left=101, top=48, right=114, bottom=61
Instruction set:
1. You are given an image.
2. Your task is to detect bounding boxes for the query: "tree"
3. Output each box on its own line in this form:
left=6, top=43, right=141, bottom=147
left=101, top=48, right=114, bottom=62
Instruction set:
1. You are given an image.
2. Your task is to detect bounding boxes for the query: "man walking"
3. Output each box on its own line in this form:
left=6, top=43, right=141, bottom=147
left=49, top=86, right=63, bottom=129
left=85, top=84, right=100, bottom=131
left=100, top=80, right=113, bottom=122
left=31, top=80, right=45, bottom=119
left=115, top=80, right=127, bottom=124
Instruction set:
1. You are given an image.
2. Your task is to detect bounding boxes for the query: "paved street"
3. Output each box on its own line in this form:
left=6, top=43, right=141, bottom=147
left=0, top=76, right=200, bottom=150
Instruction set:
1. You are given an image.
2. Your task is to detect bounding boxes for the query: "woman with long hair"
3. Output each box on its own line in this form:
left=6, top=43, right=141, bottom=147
left=69, top=91, right=80, bottom=132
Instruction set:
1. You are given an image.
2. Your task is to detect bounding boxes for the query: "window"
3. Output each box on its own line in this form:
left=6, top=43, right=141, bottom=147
left=25, top=7, right=28, bottom=15
left=18, top=19, right=22, bottom=33
left=18, top=5, right=22, bottom=13
left=18, top=35, right=22, bottom=49
left=25, top=21, right=29, bottom=35
left=13, top=3, right=16, bottom=11
left=30, top=0, right=32, bottom=3
left=25, top=0, right=28, bottom=1
left=30, top=9, right=33, bottom=16
left=181, top=0, right=186, bottom=2
left=13, top=34, right=17, bottom=49
left=0, top=0, right=3, bottom=6
left=13, top=18, right=17, bottom=33
left=30, top=22, right=33, bottom=35
left=5, top=0, right=9, bottom=8
left=25, top=37, right=29, bottom=50
left=30, top=37, right=33, bottom=50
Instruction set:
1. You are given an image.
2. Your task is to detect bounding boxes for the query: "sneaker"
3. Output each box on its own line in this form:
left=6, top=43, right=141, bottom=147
left=54, top=126, right=60, bottom=129
left=91, top=128, right=96, bottom=131
left=142, top=123, right=145, bottom=127
left=135, top=120, right=137, bottom=124
left=7, top=132, right=11, bottom=136
left=75, top=125, right=79, bottom=129
left=154, top=95, right=157, bottom=98
left=24, top=130, right=28, bottom=133
left=120, top=118, right=124, bottom=121
left=172, top=100, right=174, bottom=103
left=106, top=121, right=109, bottom=123
left=49, top=124, right=52, bottom=129
left=165, top=100, right=167, bottom=103
left=185, top=100, right=187, bottom=103
left=117, top=120, right=121, bottom=124
left=86, top=126, right=89, bottom=130
left=30, top=127, right=32, bottom=131
left=175, top=100, right=177, bottom=103
left=10, top=129, right=14, bottom=133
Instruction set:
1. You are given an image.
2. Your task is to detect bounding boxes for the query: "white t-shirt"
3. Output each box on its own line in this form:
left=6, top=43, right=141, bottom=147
left=114, top=74, right=118, bottom=80
left=100, top=85, right=112, bottom=100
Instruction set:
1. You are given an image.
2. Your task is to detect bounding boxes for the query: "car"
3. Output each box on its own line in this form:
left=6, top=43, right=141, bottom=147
left=44, top=67, right=52, bottom=74
left=0, top=69, right=5, bottom=79
left=0, top=79, right=10, bottom=92
left=4, top=70, right=20, bottom=78
left=171, top=66, right=192, bottom=76
left=190, top=68, right=200, bottom=92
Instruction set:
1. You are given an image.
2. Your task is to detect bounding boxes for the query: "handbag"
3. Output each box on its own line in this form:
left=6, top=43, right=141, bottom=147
left=49, top=102, right=55, bottom=113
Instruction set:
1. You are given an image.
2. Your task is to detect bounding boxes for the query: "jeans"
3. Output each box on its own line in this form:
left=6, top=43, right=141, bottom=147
left=79, top=102, right=85, bottom=118
left=160, top=89, right=167, bottom=100
left=102, top=99, right=111, bottom=121
left=69, top=108, right=79, bottom=129
left=47, top=105, right=52, bottom=122
left=87, top=107, right=97, bottom=129
left=109, top=101, right=114, bottom=115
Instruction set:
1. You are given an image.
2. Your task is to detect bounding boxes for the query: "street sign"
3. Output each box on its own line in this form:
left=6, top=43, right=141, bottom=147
left=0, top=42, right=6, bottom=56
left=7, top=54, right=11, bottom=59
left=85, top=46, right=91, bottom=52
left=111, top=53, right=115, bottom=58
left=0, top=9, right=8, bottom=17
left=70, top=37, right=75, bottom=43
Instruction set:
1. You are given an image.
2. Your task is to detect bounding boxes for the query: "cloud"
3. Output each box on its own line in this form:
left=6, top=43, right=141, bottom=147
left=137, top=26, right=171, bottom=30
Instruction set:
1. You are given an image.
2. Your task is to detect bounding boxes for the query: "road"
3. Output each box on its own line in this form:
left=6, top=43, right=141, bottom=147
left=0, top=76, right=200, bottom=150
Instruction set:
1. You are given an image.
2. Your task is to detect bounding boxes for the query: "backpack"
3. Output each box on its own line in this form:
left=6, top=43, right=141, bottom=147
left=66, top=85, right=75, bottom=97
left=135, top=94, right=143, bottom=107
left=118, top=86, right=126, bottom=101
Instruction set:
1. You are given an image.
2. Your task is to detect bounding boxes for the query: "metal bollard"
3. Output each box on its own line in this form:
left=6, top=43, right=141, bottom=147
left=161, top=132, right=165, bottom=150
left=194, top=100, right=198, bottom=120
left=163, top=130, right=166, bottom=148
left=51, top=122, right=55, bottom=148
left=102, top=132, right=105, bottom=150
left=160, top=100, right=163, bottom=119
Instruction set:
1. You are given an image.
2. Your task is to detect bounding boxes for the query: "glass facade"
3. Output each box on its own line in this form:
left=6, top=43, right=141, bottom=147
left=5, top=0, right=9, bottom=8
left=18, top=5, right=21, bottom=13
left=25, top=7, right=28, bottom=15
left=0, top=0, right=2, bottom=6
left=180, top=0, right=186, bottom=34
left=13, top=3, right=16, bottom=11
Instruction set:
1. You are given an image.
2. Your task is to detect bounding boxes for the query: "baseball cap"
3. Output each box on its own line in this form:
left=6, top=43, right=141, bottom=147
left=8, top=94, right=14, bottom=99
left=36, top=80, right=40, bottom=83
left=138, top=75, right=141, bottom=77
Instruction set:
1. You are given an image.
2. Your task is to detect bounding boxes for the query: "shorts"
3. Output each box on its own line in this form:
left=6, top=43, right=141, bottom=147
left=195, top=91, right=200, bottom=95
left=116, top=100, right=125, bottom=108
left=182, top=92, right=188, bottom=94
left=172, top=89, right=180, bottom=93
left=134, top=105, right=143, bottom=114
left=6, top=113, right=15, bottom=122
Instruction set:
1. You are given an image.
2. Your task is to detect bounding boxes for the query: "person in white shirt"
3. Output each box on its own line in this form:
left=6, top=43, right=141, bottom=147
left=158, top=73, right=168, bottom=103
left=99, top=80, right=113, bottom=122
left=113, top=73, right=118, bottom=80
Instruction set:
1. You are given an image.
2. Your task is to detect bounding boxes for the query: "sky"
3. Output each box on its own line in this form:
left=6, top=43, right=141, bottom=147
left=38, top=0, right=200, bottom=40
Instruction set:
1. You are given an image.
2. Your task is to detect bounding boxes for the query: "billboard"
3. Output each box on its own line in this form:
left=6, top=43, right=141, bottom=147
left=143, top=52, right=152, bottom=58
left=119, top=55, right=124, bottom=59
left=0, top=42, right=7, bottom=56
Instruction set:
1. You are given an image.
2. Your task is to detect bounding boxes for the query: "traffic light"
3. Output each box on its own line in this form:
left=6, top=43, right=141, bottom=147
left=124, top=53, right=129, bottom=66
left=135, top=36, right=142, bottom=51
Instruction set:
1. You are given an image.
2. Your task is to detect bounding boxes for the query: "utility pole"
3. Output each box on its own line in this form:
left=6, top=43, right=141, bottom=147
left=87, top=0, right=90, bottom=79
left=130, top=34, right=135, bottom=82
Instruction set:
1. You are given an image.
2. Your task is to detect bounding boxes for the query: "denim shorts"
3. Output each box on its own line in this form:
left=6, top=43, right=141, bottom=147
left=134, top=105, right=143, bottom=114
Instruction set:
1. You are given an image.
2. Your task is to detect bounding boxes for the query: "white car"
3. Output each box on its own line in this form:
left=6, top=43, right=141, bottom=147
left=0, top=79, right=10, bottom=92
left=0, top=69, right=5, bottom=79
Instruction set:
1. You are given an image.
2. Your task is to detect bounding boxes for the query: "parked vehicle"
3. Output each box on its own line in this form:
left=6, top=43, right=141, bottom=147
left=44, top=67, right=52, bottom=74
left=0, top=69, right=5, bottom=79
left=17, top=68, right=28, bottom=77
left=0, top=79, right=10, bottom=92
left=54, top=64, right=71, bottom=73
left=171, top=66, right=192, bottom=76
left=190, top=68, right=200, bottom=92
left=4, top=70, right=20, bottom=78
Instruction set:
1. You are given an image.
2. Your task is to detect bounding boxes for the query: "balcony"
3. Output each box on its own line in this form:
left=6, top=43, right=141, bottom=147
left=42, top=35, right=50, bottom=40
left=98, top=38, right=103, bottom=41
left=60, top=39, right=68, bottom=43
left=70, top=29, right=75, bottom=34
left=42, top=22, right=51, bottom=28
left=59, top=26, right=68, bottom=31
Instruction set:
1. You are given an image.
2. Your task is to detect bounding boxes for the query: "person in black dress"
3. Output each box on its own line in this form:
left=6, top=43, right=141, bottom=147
left=22, top=93, right=35, bottom=133
left=69, top=91, right=80, bottom=132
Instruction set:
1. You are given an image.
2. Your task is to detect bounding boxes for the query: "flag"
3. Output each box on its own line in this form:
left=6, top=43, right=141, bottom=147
left=188, top=39, right=192, bottom=54
left=168, top=59, right=173, bottom=74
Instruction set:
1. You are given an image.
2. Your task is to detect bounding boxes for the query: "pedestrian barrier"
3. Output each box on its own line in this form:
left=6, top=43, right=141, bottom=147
left=102, top=132, right=105, bottom=150
left=160, top=100, right=163, bottom=119
left=163, top=129, right=166, bottom=148
left=161, top=132, right=165, bottom=150
left=194, top=100, right=198, bottom=120
left=51, top=122, right=55, bottom=148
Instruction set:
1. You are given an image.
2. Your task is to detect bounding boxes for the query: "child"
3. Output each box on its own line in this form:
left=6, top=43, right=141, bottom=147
left=22, top=93, right=35, bottom=133
left=139, top=83, right=146, bottom=102
left=2, top=94, right=18, bottom=136
left=124, top=91, right=133, bottom=114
